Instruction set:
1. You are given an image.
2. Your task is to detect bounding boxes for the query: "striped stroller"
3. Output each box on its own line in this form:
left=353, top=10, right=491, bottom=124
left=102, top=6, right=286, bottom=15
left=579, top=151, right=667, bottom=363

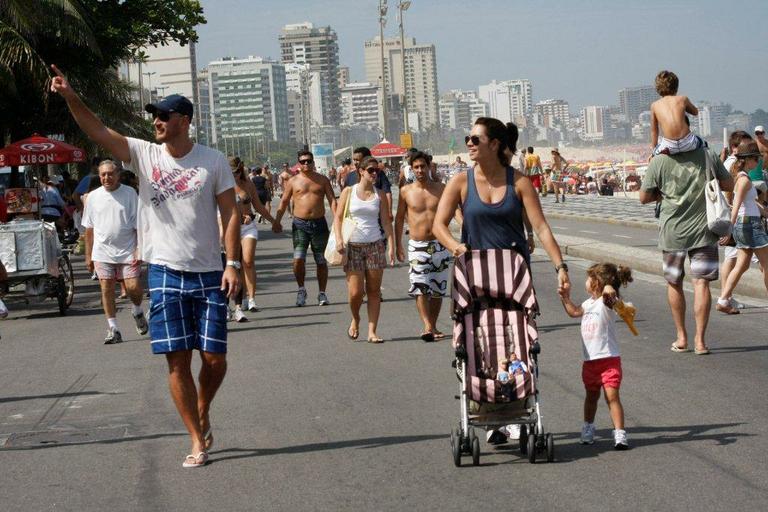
left=449, top=249, right=554, bottom=466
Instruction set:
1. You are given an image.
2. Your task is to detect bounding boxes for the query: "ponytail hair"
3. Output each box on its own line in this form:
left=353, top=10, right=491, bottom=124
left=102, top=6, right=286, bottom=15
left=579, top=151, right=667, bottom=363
left=586, top=263, right=633, bottom=297
left=473, top=117, right=519, bottom=167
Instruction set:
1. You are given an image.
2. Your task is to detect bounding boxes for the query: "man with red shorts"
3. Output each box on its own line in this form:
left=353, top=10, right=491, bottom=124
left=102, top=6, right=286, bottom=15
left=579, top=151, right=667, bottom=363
left=83, top=159, right=147, bottom=344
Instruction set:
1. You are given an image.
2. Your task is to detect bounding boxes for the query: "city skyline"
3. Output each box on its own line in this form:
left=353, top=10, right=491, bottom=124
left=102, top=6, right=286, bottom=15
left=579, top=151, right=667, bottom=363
left=196, top=0, right=767, bottom=113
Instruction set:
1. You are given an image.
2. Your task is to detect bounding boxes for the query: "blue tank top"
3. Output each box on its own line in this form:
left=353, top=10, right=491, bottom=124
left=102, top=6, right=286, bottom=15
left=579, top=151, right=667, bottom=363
left=461, top=166, right=529, bottom=261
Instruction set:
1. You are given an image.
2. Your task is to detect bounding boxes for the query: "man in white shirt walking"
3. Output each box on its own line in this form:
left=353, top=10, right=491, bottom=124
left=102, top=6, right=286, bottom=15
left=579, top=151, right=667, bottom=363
left=83, top=160, right=145, bottom=344
left=51, top=65, right=240, bottom=469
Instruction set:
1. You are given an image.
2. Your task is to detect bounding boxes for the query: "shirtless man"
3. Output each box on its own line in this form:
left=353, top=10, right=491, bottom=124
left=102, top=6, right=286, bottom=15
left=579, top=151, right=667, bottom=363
left=650, top=70, right=703, bottom=156
left=754, top=126, right=768, bottom=163
left=274, top=150, right=337, bottom=307
left=395, top=150, right=449, bottom=341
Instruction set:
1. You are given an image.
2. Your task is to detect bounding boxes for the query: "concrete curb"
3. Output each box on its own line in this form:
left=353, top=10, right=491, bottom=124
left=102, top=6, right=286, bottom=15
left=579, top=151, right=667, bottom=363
left=552, top=234, right=766, bottom=300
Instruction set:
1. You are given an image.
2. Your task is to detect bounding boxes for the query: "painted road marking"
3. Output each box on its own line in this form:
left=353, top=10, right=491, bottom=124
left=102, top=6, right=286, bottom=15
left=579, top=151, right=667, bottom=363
left=613, top=235, right=632, bottom=239
left=579, top=230, right=599, bottom=234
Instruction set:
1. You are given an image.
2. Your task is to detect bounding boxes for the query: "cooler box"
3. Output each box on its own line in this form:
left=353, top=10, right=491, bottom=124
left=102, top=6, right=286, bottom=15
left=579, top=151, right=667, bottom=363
left=0, top=220, right=59, bottom=276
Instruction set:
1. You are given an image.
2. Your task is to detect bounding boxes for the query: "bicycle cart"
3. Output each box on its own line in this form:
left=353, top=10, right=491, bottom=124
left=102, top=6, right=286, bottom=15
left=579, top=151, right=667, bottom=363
left=0, top=219, right=75, bottom=316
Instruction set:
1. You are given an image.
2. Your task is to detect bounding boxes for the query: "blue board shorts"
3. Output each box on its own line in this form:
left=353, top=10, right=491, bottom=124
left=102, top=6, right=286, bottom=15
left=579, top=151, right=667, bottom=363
left=148, top=264, right=228, bottom=354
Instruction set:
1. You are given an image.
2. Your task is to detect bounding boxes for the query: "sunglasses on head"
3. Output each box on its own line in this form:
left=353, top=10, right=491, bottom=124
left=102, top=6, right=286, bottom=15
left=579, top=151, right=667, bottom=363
left=465, top=135, right=481, bottom=146
left=299, top=158, right=314, bottom=165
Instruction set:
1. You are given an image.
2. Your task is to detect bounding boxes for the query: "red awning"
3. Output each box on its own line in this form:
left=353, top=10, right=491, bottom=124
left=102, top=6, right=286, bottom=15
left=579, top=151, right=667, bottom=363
left=370, top=139, right=406, bottom=158
left=0, top=134, right=87, bottom=167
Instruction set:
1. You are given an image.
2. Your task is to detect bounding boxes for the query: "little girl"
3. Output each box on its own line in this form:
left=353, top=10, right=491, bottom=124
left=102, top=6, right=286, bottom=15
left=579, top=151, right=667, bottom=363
left=559, top=262, right=633, bottom=450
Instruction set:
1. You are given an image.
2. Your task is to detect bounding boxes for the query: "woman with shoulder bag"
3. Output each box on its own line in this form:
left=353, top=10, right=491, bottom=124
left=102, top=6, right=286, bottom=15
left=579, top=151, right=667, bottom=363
left=334, top=156, right=395, bottom=343
left=716, top=140, right=768, bottom=314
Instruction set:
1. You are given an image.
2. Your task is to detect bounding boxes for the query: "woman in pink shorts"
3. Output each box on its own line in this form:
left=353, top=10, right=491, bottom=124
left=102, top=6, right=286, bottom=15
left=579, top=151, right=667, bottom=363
left=558, top=262, right=634, bottom=450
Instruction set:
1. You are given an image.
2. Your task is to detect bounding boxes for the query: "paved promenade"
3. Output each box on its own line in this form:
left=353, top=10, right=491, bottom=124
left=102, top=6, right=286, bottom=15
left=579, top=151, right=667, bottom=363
left=1, top=219, right=766, bottom=511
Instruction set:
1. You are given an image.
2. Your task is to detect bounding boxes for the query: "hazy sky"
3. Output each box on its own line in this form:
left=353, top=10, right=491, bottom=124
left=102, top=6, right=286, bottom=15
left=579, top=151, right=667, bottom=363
left=196, top=0, right=768, bottom=112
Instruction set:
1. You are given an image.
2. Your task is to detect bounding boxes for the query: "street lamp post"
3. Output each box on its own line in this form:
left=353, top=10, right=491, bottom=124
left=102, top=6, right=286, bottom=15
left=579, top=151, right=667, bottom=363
left=398, top=1, right=411, bottom=136
left=155, top=85, right=168, bottom=100
left=378, top=0, right=388, bottom=141
left=143, top=71, right=156, bottom=105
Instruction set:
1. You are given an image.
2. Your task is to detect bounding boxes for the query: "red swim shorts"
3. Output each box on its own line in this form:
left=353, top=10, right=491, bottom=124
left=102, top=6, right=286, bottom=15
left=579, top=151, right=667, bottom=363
left=582, top=356, right=622, bottom=391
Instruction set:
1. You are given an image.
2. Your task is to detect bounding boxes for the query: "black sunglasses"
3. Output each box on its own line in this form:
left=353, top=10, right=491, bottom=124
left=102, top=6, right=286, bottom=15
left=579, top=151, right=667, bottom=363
left=465, top=135, right=481, bottom=146
left=364, top=167, right=378, bottom=173
left=152, top=111, right=181, bottom=122
left=299, top=159, right=314, bottom=165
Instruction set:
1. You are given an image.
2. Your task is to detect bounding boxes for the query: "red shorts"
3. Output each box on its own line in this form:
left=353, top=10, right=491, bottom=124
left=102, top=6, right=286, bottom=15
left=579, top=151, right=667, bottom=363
left=94, top=260, right=142, bottom=281
left=531, top=175, right=542, bottom=189
left=582, top=356, right=622, bottom=391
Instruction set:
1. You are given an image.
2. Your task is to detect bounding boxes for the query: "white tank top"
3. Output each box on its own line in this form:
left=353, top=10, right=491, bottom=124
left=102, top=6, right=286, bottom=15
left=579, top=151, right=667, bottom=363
left=348, top=184, right=383, bottom=243
left=737, top=172, right=760, bottom=217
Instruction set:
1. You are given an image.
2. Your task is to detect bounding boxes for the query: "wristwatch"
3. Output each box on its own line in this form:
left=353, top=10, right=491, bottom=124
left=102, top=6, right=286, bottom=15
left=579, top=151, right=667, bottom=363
left=555, top=263, right=569, bottom=274
left=225, top=260, right=242, bottom=270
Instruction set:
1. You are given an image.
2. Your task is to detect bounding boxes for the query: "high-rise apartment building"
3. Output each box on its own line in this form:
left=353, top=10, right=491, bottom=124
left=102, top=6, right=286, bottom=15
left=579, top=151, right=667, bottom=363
left=697, top=102, right=731, bottom=137
left=580, top=106, right=608, bottom=141
left=195, top=68, right=212, bottom=146
left=619, top=85, right=657, bottom=123
left=338, top=66, right=350, bottom=90
left=477, top=80, right=532, bottom=125
left=279, top=22, right=341, bottom=127
left=363, top=36, right=440, bottom=130
left=534, top=99, right=570, bottom=128
left=207, top=56, right=289, bottom=144
left=340, top=82, right=381, bottom=129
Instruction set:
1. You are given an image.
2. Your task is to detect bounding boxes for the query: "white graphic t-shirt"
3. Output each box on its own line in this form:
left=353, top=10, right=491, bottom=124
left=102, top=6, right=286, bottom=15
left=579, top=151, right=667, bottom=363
left=579, top=297, right=620, bottom=361
left=81, top=184, right=138, bottom=264
left=125, top=138, right=235, bottom=272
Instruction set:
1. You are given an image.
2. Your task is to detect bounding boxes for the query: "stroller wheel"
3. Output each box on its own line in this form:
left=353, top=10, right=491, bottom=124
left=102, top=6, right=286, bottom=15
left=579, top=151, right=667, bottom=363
left=546, top=433, right=555, bottom=463
left=471, top=436, right=480, bottom=466
left=519, top=425, right=528, bottom=455
left=451, top=428, right=462, bottom=467
left=527, top=434, right=537, bottom=464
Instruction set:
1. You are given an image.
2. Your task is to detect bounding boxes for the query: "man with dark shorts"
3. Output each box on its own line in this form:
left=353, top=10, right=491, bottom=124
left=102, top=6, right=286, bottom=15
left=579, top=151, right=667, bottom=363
left=52, top=66, right=240, bottom=468
left=395, top=151, right=449, bottom=341
left=640, top=147, right=732, bottom=355
left=274, top=150, right=337, bottom=306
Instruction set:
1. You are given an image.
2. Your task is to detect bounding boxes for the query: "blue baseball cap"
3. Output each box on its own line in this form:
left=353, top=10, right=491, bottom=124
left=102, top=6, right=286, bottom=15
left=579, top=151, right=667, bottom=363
left=145, top=94, right=194, bottom=118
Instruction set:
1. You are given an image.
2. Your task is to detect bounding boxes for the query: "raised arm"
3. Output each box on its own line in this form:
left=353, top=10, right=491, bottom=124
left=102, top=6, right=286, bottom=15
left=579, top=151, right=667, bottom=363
left=649, top=106, right=659, bottom=150
left=684, top=97, right=698, bottom=116
left=50, top=65, right=130, bottom=163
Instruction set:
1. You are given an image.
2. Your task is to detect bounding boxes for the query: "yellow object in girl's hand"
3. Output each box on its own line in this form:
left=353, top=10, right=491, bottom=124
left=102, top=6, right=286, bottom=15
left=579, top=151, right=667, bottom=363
left=614, top=300, right=639, bottom=336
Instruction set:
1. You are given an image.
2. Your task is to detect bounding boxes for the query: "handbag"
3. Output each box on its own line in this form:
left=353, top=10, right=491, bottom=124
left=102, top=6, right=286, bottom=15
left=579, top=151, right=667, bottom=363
left=324, top=187, right=357, bottom=266
left=703, top=150, right=733, bottom=237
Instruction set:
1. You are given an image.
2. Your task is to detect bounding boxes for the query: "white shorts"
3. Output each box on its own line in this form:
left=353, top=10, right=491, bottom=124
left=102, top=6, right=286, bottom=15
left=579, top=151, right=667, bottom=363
left=241, top=222, right=259, bottom=240
left=724, top=245, right=759, bottom=263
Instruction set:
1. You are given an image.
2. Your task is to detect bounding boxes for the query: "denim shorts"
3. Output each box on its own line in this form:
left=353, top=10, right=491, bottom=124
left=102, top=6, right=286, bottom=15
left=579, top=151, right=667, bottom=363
left=734, top=217, right=768, bottom=250
left=148, top=265, right=228, bottom=354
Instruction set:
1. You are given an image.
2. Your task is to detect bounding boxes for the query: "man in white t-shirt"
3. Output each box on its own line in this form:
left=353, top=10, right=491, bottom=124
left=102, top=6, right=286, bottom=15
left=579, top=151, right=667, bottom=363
left=51, top=65, right=240, bottom=469
left=82, top=160, right=145, bottom=344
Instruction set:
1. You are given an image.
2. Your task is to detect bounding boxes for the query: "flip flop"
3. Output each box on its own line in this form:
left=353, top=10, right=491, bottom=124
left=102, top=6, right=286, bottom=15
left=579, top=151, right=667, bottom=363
left=695, top=347, right=711, bottom=355
left=367, top=337, right=384, bottom=344
left=182, top=451, right=209, bottom=468
left=347, top=326, right=359, bottom=340
left=420, top=332, right=435, bottom=342
left=432, top=331, right=447, bottom=340
left=670, top=344, right=691, bottom=353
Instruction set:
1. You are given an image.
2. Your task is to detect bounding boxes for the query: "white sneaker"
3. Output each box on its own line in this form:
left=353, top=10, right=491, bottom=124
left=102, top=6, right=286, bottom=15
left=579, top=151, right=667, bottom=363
left=233, top=308, right=248, bottom=323
left=613, top=429, right=629, bottom=450
left=247, top=297, right=260, bottom=312
left=104, top=328, right=123, bottom=345
left=133, top=311, right=148, bottom=336
left=317, top=292, right=329, bottom=306
left=580, top=422, right=595, bottom=445
left=296, top=288, right=307, bottom=307
left=505, top=424, right=521, bottom=440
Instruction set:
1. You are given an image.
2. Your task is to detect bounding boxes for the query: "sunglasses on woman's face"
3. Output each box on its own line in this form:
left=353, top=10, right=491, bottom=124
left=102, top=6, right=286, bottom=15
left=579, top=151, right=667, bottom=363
left=365, top=167, right=378, bottom=174
left=299, top=159, right=314, bottom=165
left=465, top=135, right=481, bottom=146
